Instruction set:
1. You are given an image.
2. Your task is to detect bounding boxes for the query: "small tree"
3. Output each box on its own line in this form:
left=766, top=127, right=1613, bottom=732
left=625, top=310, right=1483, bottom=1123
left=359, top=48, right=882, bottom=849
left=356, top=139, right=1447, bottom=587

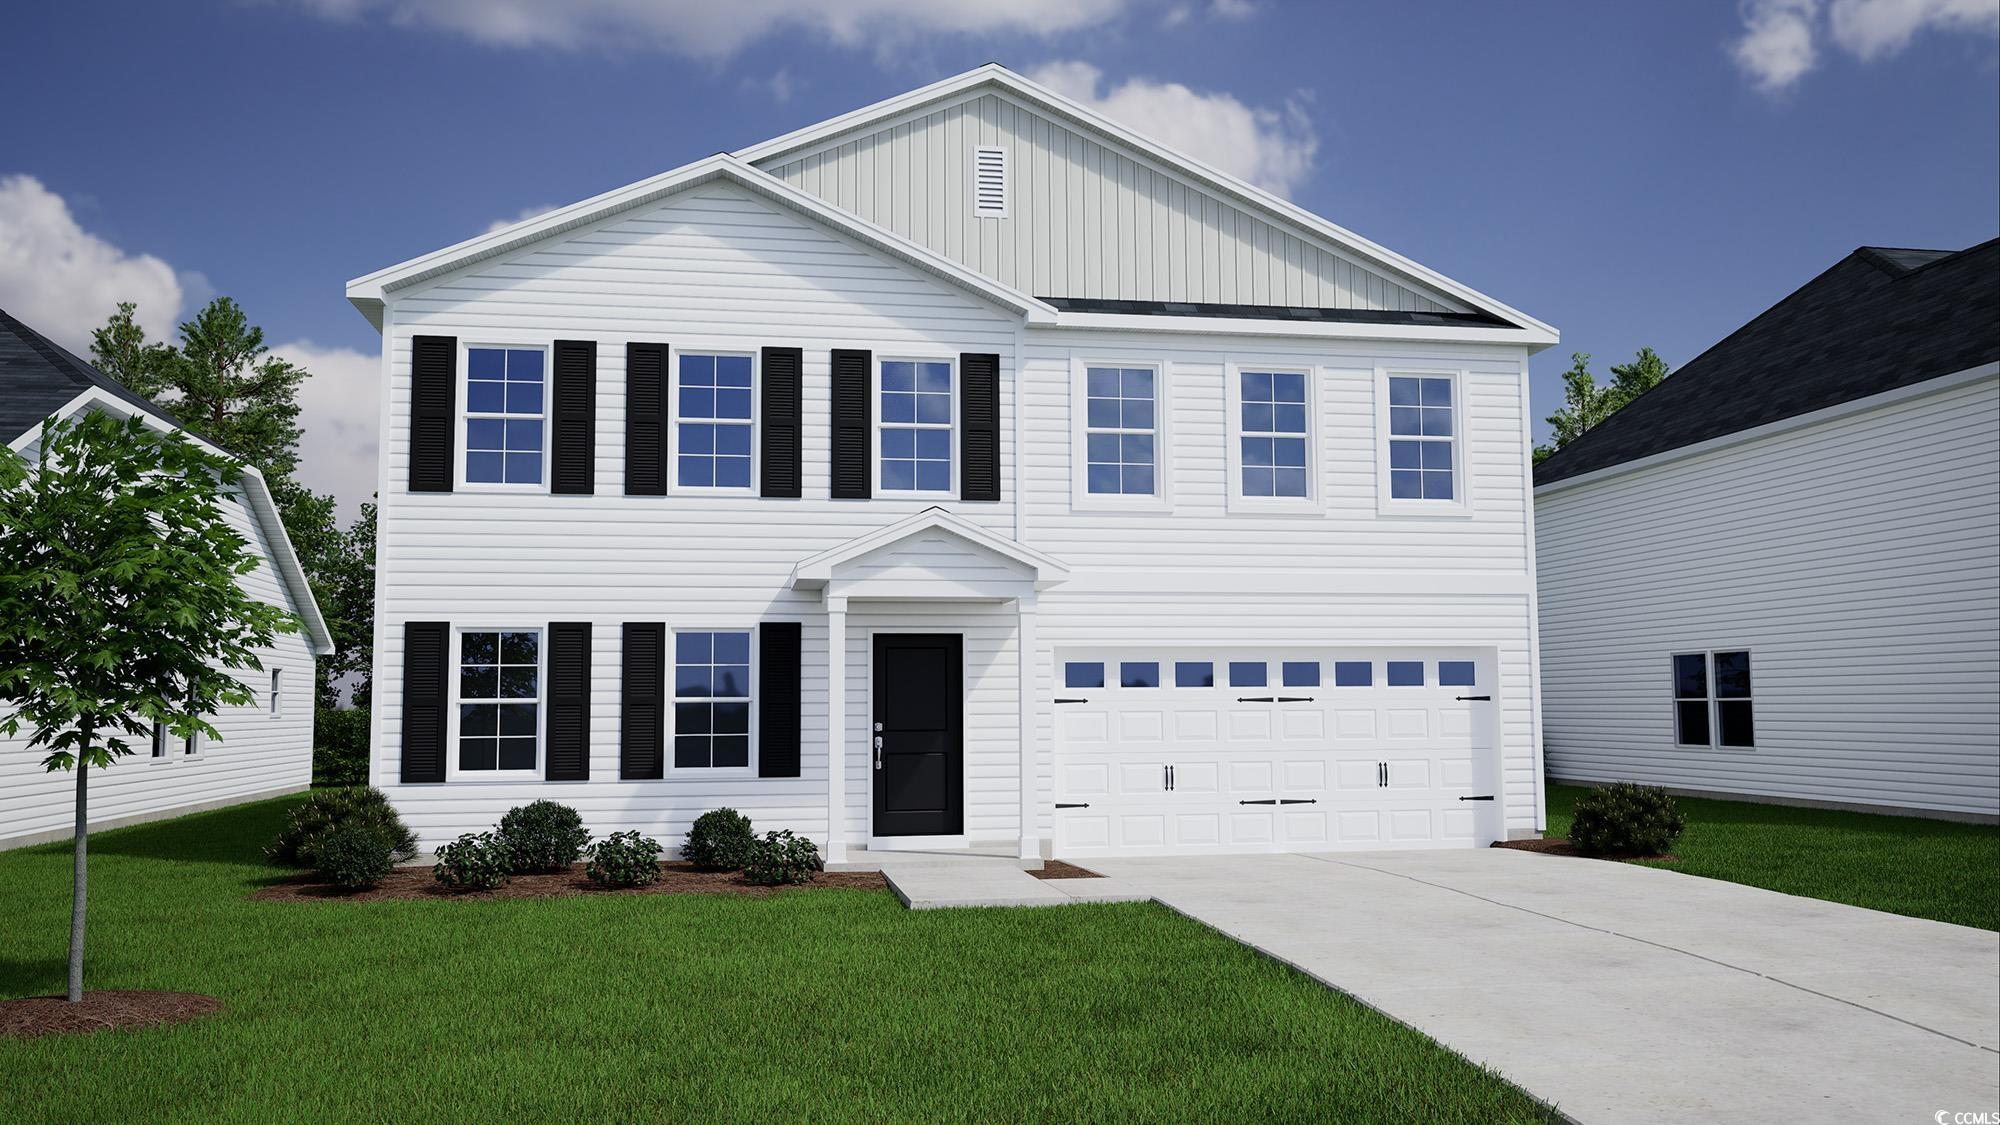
left=0, top=412, right=295, bottom=1002
left=1533, top=348, right=1673, bottom=464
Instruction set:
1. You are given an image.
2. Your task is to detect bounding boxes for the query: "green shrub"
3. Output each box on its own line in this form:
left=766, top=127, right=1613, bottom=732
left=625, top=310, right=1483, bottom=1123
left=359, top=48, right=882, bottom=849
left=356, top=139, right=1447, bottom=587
left=267, top=786, right=417, bottom=867
left=432, top=832, right=512, bottom=891
left=497, top=800, right=592, bottom=873
left=743, top=830, right=820, bottom=886
left=1569, top=783, right=1687, bottom=857
left=683, top=808, right=757, bottom=870
left=315, top=821, right=395, bottom=890
left=585, top=831, right=664, bottom=888
left=311, top=705, right=371, bottom=787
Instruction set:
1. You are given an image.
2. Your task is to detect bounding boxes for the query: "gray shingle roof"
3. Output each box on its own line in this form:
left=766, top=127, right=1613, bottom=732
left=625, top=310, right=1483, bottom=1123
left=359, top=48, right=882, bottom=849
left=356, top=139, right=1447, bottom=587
left=1535, top=238, right=2000, bottom=487
left=0, top=307, right=175, bottom=441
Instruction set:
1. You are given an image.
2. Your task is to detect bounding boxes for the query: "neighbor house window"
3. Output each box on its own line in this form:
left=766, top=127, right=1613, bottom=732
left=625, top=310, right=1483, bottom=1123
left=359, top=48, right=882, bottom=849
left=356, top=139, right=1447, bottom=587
left=1675, top=651, right=1754, bottom=748
left=677, top=353, right=753, bottom=489
left=1388, top=375, right=1454, bottom=501
left=1238, top=370, right=1309, bottom=498
left=464, top=347, right=545, bottom=485
left=271, top=668, right=283, bottom=717
left=1085, top=366, right=1157, bottom=496
left=675, top=631, right=751, bottom=769
left=880, top=359, right=952, bottom=493
left=151, top=721, right=169, bottom=759
left=459, top=630, right=540, bottom=771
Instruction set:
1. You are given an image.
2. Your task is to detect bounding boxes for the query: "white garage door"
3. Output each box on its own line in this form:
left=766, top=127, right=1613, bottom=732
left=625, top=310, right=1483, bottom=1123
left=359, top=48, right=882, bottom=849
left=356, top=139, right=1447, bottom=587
left=1053, top=650, right=1499, bottom=856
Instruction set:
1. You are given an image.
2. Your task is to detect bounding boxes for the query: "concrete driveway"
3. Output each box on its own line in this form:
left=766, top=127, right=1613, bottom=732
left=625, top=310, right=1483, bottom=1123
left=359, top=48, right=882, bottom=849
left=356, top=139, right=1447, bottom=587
left=1086, top=849, right=2000, bottom=1124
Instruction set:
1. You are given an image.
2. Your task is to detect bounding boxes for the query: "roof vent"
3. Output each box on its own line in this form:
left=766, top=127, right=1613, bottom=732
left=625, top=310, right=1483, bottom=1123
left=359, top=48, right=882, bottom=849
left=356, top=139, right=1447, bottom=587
left=973, top=146, right=1008, bottom=218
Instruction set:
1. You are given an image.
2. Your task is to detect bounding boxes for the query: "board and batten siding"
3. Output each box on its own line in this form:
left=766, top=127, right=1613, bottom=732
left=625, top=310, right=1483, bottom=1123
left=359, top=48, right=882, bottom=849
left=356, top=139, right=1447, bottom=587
left=371, top=180, right=1026, bottom=845
left=1536, top=373, right=2000, bottom=819
left=0, top=486, right=315, bottom=849
left=761, top=92, right=1461, bottom=313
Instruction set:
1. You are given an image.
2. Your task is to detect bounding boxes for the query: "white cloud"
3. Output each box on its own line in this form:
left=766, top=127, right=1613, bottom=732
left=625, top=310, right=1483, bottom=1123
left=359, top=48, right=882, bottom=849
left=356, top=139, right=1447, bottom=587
left=275, top=340, right=381, bottom=520
left=1731, top=0, right=1998, bottom=91
left=295, top=0, right=1133, bottom=55
left=0, top=174, right=183, bottom=354
left=1828, top=0, right=1999, bottom=58
left=483, top=204, right=556, bottom=235
left=1026, top=61, right=1317, bottom=197
left=1732, top=0, right=1821, bottom=91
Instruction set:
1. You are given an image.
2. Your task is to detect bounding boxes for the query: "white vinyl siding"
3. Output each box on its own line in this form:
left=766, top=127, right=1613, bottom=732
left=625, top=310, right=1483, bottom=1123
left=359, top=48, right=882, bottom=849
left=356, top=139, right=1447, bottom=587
left=1537, top=373, right=2000, bottom=819
left=762, top=91, right=1464, bottom=312
left=0, top=471, right=315, bottom=849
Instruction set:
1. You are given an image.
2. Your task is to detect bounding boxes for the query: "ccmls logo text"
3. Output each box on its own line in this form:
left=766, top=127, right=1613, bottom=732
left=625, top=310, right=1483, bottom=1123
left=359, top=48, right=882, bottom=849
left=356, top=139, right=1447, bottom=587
left=1935, top=1112, right=2000, bottom=1124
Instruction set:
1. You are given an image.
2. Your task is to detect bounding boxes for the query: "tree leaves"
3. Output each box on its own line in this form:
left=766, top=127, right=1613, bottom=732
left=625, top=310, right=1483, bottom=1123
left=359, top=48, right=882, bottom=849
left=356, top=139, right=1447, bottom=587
left=1532, top=348, right=1672, bottom=464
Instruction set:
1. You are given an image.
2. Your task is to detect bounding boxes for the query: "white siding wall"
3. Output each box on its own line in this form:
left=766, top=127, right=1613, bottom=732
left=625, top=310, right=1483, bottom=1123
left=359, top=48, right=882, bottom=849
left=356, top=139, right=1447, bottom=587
left=0, top=485, right=315, bottom=848
left=762, top=92, right=1461, bottom=313
left=1536, top=374, right=2000, bottom=818
left=371, top=182, right=1025, bottom=846
left=368, top=179, right=1544, bottom=846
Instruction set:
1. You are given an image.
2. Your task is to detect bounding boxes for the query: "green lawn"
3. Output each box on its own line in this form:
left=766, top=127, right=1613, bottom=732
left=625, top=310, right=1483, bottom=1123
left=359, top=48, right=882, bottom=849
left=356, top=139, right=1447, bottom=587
left=1, top=798, right=1551, bottom=1123
left=1546, top=783, right=2000, bottom=930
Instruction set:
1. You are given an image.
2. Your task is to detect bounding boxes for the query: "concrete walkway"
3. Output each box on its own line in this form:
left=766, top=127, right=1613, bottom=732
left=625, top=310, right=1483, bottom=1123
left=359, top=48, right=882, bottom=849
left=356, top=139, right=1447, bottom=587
left=1087, top=848, right=2000, bottom=1125
left=865, top=852, right=1150, bottom=909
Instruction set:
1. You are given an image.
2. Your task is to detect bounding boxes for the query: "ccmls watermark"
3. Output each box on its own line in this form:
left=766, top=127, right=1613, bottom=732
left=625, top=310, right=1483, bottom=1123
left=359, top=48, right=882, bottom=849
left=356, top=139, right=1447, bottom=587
left=1935, top=1112, right=2000, bottom=1124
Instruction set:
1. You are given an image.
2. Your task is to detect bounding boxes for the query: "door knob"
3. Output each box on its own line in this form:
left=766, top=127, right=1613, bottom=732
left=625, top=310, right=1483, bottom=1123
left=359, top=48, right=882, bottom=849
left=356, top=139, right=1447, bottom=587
left=873, top=736, right=883, bottom=770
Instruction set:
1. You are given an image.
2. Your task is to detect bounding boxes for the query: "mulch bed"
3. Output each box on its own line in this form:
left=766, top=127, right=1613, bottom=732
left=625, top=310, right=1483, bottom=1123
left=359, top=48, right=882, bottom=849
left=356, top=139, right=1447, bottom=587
left=1028, top=860, right=1104, bottom=880
left=251, top=861, right=886, bottom=903
left=1, top=991, right=221, bottom=1039
left=1493, top=838, right=1679, bottom=863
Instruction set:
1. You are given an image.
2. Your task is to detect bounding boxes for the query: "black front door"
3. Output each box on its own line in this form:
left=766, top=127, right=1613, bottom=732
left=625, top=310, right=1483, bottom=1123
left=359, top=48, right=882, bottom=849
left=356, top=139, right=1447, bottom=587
left=872, top=633, right=963, bottom=837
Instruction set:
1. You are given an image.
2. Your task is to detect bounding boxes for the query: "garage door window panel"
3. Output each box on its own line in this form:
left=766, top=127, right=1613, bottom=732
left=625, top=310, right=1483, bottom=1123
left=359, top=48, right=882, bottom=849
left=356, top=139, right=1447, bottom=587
left=1175, top=661, right=1214, bottom=687
left=1065, top=662, right=1105, bottom=689
left=1228, top=661, right=1267, bottom=688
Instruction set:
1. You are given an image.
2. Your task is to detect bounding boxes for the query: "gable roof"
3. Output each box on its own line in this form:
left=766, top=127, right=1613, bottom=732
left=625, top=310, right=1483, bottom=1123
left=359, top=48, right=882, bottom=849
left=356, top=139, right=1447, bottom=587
left=1535, top=238, right=2000, bottom=489
left=346, top=154, right=1054, bottom=329
left=0, top=309, right=333, bottom=655
left=789, top=506, right=1070, bottom=590
left=734, top=64, right=1555, bottom=343
left=0, top=308, right=175, bottom=438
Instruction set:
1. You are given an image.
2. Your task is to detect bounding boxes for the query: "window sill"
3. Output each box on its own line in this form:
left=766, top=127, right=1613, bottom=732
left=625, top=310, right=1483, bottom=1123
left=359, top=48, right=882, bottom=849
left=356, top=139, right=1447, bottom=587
left=1375, top=498, right=1475, bottom=520
left=453, top=483, right=550, bottom=496
left=1073, top=492, right=1172, bottom=514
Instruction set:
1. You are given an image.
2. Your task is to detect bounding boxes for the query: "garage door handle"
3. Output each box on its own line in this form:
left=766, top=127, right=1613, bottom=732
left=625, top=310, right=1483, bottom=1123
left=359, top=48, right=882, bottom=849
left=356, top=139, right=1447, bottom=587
left=1239, top=799, right=1278, bottom=805
left=1458, top=795, right=1495, bottom=802
left=1055, top=802, right=1090, bottom=809
left=1455, top=695, right=1491, bottom=701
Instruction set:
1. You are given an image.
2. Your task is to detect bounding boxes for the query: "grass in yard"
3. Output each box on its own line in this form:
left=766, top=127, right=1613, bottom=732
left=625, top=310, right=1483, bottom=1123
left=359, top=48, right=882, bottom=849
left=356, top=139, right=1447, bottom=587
left=0, top=797, right=1553, bottom=1123
left=1546, top=783, right=2000, bottom=930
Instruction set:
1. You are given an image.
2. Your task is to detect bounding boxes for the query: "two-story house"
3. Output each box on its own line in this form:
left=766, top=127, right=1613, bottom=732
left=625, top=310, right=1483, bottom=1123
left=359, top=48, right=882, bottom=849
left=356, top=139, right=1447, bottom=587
left=347, top=65, right=1558, bottom=862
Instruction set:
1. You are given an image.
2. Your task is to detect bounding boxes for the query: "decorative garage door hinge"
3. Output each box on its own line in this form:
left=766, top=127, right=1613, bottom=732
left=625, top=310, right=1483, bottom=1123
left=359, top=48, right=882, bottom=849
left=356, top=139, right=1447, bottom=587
left=1458, top=795, right=1495, bottom=801
left=1055, top=802, right=1090, bottom=809
left=1455, top=695, right=1491, bottom=701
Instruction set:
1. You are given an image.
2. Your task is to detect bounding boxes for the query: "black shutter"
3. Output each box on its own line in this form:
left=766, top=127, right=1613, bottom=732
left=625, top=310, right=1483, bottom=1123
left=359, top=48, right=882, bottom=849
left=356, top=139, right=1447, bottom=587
left=625, top=343, right=668, bottom=496
left=830, top=348, right=871, bottom=499
left=960, top=352, right=1001, bottom=501
left=546, top=622, right=591, bottom=781
left=621, top=622, right=665, bottom=780
left=408, top=336, right=456, bottom=493
left=400, top=622, right=449, bottom=783
left=761, top=346, right=803, bottom=498
left=551, top=340, right=596, bottom=495
left=759, top=621, right=802, bottom=778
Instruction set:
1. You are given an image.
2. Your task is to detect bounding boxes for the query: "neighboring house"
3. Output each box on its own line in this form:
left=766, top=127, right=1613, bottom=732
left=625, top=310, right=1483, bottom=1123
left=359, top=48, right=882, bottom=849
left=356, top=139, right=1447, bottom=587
left=347, top=64, right=1559, bottom=860
left=1536, top=240, right=2000, bottom=822
left=0, top=308, right=333, bottom=849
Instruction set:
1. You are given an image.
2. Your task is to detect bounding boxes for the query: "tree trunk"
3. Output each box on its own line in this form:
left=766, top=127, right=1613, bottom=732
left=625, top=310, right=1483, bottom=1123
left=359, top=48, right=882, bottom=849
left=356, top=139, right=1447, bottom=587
left=68, top=747, right=88, bottom=1003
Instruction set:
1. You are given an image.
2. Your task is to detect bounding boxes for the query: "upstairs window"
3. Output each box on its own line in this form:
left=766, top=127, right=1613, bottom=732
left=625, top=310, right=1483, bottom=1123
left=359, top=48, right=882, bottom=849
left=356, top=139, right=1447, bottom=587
left=1388, top=375, right=1455, bottom=501
left=880, top=360, right=953, bottom=493
left=1238, top=370, right=1309, bottom=498
left=459, top=630, right=539, bottom=772
left=464, top=347, right=545, bottom=485
left=677, top=353, right=754, bottom=489
left=1084, top=366, right=1157, bottom=496
left=676, top=631, right=752, bottom=769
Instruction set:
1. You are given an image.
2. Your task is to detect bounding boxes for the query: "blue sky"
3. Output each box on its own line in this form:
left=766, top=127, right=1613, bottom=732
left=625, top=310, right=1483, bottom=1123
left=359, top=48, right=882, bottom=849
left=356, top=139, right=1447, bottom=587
left=2, top=0, right=1995, bottom=515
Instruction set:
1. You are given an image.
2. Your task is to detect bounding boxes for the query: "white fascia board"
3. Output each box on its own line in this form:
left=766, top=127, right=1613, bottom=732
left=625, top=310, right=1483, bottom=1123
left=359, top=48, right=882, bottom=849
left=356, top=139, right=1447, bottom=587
left=790, top=506, right=1070, bottom=589
left=346, top=154, right=1053, bottom=325
left=8, top=388, right=336, bottom=656
left=1534, top=361, right=2000, bottom=498
left=734, top=64, right=1556, bottom=341
left=1045, top=310, right=1557, bottom=350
